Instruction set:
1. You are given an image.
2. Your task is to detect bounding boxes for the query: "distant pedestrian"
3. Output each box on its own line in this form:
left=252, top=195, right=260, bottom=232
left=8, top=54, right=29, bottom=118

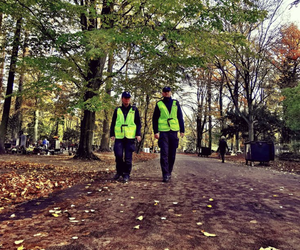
left=42, top=138, right=49, bottom=149
left=152, top=86, right=184, bottom=182
left=217, top=136, right=229, bottom=163
left=110, top=91, right=142, bottom=183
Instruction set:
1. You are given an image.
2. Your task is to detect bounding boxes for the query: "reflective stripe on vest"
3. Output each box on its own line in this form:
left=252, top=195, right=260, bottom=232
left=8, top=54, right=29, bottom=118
left=157, top=100, right=180, bottom=132
left=115, top=107, right=136, bottom=139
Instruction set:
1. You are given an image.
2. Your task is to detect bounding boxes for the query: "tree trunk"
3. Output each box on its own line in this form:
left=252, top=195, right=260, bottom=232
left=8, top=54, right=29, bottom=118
left=137, top=94, right=151, bottom=153
left=100, top=109, right=111, bottom=151
left=100, top=54, right=113, bottom=152
left=208, top=71, right=212, bottom=150
left=34, top=109, right=39, bottom=143
left=234, top=69, right=240, bottom=152
left=75, top=0, right=111, bottom=159
left=75, top=56, right=107, bottom=159
left=13, top=31, right=28, bottom=139
left=0, top=13, right=4, bottom=99
left=0, top=18, right=22, bottom=154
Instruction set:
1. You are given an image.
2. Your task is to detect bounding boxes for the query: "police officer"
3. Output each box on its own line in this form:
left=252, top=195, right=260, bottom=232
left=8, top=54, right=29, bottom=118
left=152, top=86, right=184, bottom=182
left=110, top=91, right=141, bottom=183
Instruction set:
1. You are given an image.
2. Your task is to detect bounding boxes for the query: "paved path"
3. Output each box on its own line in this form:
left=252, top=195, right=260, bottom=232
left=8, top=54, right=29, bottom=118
left=2, top=154, right=300, bottom=250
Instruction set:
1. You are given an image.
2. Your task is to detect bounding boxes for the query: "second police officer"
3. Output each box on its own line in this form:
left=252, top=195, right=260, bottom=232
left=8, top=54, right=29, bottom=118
left=152, top=86, right=185, bottom=182
left=110, top=91, right=141, bottom=183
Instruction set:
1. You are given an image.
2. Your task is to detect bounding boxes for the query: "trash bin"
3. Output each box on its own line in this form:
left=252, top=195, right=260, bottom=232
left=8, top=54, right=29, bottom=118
left=198, top=147, right=211, bottom=157
left=245, top=141, right=274, bottom=165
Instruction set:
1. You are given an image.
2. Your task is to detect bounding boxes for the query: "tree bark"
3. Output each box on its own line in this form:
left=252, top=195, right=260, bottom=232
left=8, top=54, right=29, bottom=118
left=100, top=54, right=113, bottom=152
left=0, top=18, right=22, bottom=154
left=75, top=0, right=112, bottom=159
left=0, top=13, right=4, bottom=99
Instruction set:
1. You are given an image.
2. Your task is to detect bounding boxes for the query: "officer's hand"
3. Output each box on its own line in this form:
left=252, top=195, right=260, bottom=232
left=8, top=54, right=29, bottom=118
left=180, top=133, right=184, bottom=138
left=136, top=136, right=141, bottom=142
left=154, top=133, right=159, bottom=139
left=111, top=136, right=115, bottom=141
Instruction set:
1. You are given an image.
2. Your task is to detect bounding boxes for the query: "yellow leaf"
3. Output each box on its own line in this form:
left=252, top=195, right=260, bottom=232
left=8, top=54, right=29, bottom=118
left=207, top=205, right=212, bottom=208
left=203, top=231, right=216, bottom=237
left=209, top=198, right=214, bottom=201
left=14, top=240, right=24, bottom=245
left=133, top=225, right=140, bottom=229
left=136, top=216, right=143, bottom=221
left=259, top=247, right=280, bottom=250
left=17, top=246, right=25, bottom=250
left=52, top=213, right=59, bottom=217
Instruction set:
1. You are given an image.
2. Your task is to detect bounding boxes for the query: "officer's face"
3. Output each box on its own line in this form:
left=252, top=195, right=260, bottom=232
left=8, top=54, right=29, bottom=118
left=162, top=91, right=171, bottom=98
left=122, top=97, right=131, bottom=107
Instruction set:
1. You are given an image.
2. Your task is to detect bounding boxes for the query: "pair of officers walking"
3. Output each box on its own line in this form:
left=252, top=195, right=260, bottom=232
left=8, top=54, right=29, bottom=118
left=110, top=86, right=185, bottom=183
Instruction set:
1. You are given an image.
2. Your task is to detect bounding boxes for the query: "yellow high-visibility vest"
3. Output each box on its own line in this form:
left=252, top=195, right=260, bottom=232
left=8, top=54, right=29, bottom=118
left=157, top=100, right=180, bottom=132
left=115, top=107, right=136, bottom=139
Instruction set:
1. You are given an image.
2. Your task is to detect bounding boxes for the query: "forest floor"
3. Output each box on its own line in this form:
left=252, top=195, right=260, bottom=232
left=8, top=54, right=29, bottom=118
left=0, top=151, right=299, bottom=249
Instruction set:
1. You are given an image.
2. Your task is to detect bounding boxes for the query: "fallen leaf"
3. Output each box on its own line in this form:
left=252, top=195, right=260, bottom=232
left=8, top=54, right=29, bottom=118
left=196, top=222, right=203, bottom=225
left=202, top=231, right=216, bottom=237
left=207, top=205, right=212, bottom=208
left=17, top=246, right=25, bottom=250
left=136, top=216, right=143, bottom=221
left=209, top=198, right=214, bottom=201
left=133, top=225, right=140, bottom=229
left=52, top=213, right=59, bottom=217
left=14, top=240, right=24, bottom=245
left=259, top=247, right=280, bottom=250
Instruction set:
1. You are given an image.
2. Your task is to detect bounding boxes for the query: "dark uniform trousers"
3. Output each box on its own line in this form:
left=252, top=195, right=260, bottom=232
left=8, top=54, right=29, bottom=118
left=114, top=138, right=136, bottom=177
left=158, top=131, right=179, bottom=178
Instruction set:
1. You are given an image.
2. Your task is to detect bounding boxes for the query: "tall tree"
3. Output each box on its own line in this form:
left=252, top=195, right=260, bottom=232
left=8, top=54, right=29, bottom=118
left=0, top=18, right=22, bottom=153
left=214, top=0, right=282, bottom=141
left=0, top=0, right=264, bottom=158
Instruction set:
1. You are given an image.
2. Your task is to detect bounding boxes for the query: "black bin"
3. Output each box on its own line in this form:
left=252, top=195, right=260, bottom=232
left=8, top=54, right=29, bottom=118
left=198, top=147, right=211, bottom=157
left=245, top=141, right=274, bottom=165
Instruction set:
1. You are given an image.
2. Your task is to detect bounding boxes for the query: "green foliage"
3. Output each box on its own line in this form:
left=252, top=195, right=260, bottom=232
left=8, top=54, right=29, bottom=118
left=283, top=83, right=300, bottom=131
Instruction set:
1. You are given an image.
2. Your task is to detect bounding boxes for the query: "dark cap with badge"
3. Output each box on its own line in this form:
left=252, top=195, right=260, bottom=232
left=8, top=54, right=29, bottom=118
left=162, top=86, right=171, bottom=92
left=121, top=91, right=131, bottom=98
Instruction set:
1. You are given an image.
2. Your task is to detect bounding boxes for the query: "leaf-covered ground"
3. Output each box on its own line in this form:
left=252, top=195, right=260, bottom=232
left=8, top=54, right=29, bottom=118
left=0, top=152, right=157, bottom=211
left=0, top=152, right=299, bottom=249
left=1, top=152, right=299, bottom=212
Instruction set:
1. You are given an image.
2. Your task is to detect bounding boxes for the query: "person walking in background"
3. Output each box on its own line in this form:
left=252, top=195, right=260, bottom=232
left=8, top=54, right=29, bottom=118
left=217, top=136, right=230, bottom=163
left=152, top=86, right=184, bottom=182
left=110, top=91, right=142, bottom=183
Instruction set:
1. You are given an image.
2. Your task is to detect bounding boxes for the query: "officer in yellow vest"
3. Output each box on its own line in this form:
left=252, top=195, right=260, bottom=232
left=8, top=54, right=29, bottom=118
left=152, top=86, right=184, bottom=182
left=110, top=91, right=141, bottom=183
